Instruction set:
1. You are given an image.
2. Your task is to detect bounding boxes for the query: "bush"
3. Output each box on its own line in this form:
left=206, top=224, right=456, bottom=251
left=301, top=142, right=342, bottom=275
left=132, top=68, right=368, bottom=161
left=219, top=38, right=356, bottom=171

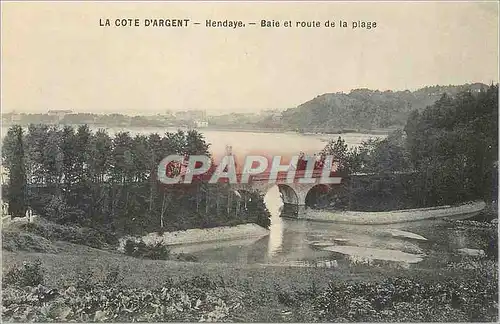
left=2, top=231, right=58, bottom=253
left=44, top=196, right=85, bottom=225
left=312, top=276, right=498, bottom=322
left=3, top=259, right=45, bottom=287
left=21, top=221, right=113, bottom=249
left=175, top=253, right=198, bottom=262
left=123, top=238, right=171, bottom=260
left=472, top=203, right=498, bottom=222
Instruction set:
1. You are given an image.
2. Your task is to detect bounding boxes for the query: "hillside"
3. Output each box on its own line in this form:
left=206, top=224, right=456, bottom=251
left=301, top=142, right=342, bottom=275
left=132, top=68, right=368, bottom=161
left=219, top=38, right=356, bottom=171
left=280, top=83, right=489, bottom=132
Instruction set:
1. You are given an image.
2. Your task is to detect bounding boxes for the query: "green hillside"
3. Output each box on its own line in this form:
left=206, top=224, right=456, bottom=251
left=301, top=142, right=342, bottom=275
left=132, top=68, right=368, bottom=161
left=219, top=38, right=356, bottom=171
left=280, top=83, right=489, bottom=132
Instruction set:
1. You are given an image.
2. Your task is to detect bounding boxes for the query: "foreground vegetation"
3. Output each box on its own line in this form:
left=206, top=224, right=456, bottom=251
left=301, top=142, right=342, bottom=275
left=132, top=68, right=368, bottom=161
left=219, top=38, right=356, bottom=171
left=2, top=254, right=497, bottom=322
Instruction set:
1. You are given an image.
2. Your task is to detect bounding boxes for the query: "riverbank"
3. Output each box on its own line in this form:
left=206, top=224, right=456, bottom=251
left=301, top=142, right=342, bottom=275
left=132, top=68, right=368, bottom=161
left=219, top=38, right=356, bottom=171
left=304, top=201, right=486, bottom=225
left=1, top=123, right=394, bottom=136
left=118, top=223, right=269, bottom=251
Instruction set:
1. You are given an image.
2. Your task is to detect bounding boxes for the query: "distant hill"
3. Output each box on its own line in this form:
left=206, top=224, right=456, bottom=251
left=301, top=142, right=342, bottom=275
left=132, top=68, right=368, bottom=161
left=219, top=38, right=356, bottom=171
left=279, top=83, right=489, bottom=132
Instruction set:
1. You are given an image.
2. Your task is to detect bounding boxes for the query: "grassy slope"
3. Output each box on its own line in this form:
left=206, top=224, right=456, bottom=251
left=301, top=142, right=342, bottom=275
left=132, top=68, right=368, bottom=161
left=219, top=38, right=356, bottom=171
left=2, top=216, right=498, bottom=322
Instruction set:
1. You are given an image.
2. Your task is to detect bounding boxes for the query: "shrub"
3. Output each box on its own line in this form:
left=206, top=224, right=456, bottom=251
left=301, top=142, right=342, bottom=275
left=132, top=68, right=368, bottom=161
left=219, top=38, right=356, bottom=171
left=313, top=276, right=498, bottom=322
left=44, top=196, right=85, bottom=224
left=175, top=253, right=198, bottom=262
left=2, top=231, right=58, bottom=253
left=123, top=238, right=170, bottom=260
left=21, top=221, right=111, bottom=249
left=485, top=228, right=498, bottom=260
left=3, top=259, right=45, bottom=287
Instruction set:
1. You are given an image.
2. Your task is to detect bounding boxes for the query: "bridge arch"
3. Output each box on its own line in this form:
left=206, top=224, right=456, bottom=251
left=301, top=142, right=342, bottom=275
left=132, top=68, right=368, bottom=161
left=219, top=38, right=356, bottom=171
left=277, top=184, right=299, bottom=205
left=304, top=184, right=331, bottom=209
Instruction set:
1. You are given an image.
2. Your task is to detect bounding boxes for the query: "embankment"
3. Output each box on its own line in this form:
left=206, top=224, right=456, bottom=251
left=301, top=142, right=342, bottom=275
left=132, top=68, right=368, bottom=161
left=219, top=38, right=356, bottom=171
left=118, top=223, right=269, bottom=251
left=304, top=201, right=486, bottom=225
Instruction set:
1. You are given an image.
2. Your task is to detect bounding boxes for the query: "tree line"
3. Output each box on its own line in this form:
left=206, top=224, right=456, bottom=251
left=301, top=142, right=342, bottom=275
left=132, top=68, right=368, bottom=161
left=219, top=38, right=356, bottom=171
left=319, top=85, right=498, bottom=211
left=2, top=126, right=271, bottom=234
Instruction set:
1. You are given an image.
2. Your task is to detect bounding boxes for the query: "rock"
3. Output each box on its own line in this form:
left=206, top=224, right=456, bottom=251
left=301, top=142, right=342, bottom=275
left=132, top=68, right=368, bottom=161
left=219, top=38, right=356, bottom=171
left=310, top=239, right=348, bottom=247
left=457, top=248, right=485, bottom=257
left=321, top=246, right=424, bottom=263
left=315, top=260, right=339, bottom=268
left=386, top=229, right=428, bottom=241
left=491, top=219, right=498, bottom=224
left=311, top=242, right=335, bottom=247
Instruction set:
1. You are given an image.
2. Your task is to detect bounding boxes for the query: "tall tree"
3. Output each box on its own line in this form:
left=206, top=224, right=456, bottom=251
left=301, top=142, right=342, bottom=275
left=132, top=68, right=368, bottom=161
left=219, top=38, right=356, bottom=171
left=60, top=126, right=77, bottom=192
left=2, top=126, right=27, bottom=217
left=43, top=126, right=63, bottom=188
left=25, top=124, right=49, bottom=184
left=88, top=129, right=112, bottom=183
left=321, top=136, right=350, bottom=174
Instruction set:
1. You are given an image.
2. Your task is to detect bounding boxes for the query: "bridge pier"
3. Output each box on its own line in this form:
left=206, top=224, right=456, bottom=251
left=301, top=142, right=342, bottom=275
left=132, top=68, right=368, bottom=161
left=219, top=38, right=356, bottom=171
left=297, top=204, right=307, bottom=219
left=233, top=181, right=339, bottom=219
left=281, top=203, right=308, bottom=218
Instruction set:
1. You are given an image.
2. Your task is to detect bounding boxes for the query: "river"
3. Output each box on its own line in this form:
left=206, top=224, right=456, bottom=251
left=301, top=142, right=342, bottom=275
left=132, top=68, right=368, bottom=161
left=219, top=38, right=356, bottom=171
left=83, top=126, right=385, bottom=156
left=168, top=186, right=493, bottom=269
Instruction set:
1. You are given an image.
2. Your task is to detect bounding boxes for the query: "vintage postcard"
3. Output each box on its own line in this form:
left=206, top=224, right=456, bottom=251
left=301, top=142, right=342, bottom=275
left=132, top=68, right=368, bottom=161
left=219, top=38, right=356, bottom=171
left=1, top=1, right=499, bottom=322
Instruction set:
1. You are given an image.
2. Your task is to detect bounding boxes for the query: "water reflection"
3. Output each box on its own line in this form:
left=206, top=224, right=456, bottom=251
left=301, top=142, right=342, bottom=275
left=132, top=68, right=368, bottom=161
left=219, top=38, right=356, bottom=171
left=264, top=186, right=284, bottom=258
left=165, top=184, right=492, bottom=270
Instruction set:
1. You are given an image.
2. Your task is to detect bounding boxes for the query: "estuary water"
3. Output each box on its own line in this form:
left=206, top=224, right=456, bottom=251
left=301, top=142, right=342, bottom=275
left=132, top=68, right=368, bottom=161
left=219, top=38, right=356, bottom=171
left=169, top=185, right=493, bottom=268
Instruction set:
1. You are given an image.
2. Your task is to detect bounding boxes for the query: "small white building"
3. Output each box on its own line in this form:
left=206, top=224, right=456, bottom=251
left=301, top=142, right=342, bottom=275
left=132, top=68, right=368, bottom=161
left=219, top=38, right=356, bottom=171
left=48, top=110, right=73, bottom=121
left=194, top=120, right=208, bottom=128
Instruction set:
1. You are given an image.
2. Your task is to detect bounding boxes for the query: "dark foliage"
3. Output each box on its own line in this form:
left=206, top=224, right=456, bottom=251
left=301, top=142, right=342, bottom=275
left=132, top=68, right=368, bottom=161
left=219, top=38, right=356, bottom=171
left=2, top=126, right=271, bottom=240
left=3, top=259, right=44, bottom=287
left=2, top=125, right=27, bottom=217
left=21, top=221, right=113, bottom=249
left=323, top=85, right=498, bottom=212
left=312, top=276, right=498, bottom=322
left=281, top=83, right=489, bottom=132
left=123, top=238, right=171, bottom=260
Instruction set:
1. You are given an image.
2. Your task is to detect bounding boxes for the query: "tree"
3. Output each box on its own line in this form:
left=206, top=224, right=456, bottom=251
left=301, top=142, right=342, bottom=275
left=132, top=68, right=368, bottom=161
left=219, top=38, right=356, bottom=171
left=43, top=126, right=63, bottom=188
left=2, top=126, right=27, bottom=217
left=60, top=126, right=77, bottom=191
left=185, top=130, right=211, bottom=156
left=88, top=129, right=112, bottom=183
left=74, top=125, right=92, bottom=185
left=404, top=85, right=498, bottom=205
left=146, top=133, right=163, bottom=213
left=321, top=136, right=350, bottom=174
left=25, top=124, right=49, bottom=184
left=111, top=132, right=134, bottom=183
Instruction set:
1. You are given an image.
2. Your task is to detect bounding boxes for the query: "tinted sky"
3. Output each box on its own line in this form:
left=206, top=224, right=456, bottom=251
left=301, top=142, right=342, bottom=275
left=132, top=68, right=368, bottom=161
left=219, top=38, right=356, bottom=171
left=2, top=1, right=498, bottom=115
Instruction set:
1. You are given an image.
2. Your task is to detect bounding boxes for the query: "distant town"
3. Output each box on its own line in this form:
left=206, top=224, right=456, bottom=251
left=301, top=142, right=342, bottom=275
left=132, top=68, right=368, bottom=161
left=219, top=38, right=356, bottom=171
left=2, top=84, right=487, bottom=134
left=1, top=109, right=285, bottom=131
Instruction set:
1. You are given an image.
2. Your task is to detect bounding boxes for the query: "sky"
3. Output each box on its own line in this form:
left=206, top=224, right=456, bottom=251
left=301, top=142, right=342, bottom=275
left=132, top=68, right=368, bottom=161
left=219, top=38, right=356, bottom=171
left=1, top=1, right=499, bottom=115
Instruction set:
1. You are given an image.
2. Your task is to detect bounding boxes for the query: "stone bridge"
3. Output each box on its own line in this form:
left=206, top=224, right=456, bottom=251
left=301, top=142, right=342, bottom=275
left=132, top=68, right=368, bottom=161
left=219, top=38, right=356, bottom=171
left=231, top=169, right=342, bottom=218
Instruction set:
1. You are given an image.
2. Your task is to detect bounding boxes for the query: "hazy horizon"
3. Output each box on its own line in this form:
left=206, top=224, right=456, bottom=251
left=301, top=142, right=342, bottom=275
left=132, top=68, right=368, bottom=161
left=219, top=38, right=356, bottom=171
left=1, top=81, right=494, bottom=116
left=2, top=2, right=498, bottom=115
